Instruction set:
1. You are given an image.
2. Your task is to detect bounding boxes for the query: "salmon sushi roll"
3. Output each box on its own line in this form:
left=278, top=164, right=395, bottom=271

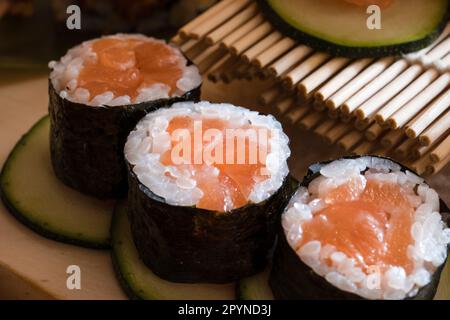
left=124, top=101, right=294, bottom=283
left=271, top=156, right=450, bottom=300
left=49, top=34, right=202, bottom=198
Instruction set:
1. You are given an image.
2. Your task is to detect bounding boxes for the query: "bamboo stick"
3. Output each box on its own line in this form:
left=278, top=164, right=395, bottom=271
left=253, top=37, right=295, bottom=68
left=355, top=64, right=423, bottom=120
left=430, top=134, right=450, bottom=163
left=284, top=52, right=330, bottom=88
left=338, top=131, right=363, bottom=151
left=206, top=54, right=235, bottom=82
left=287, top=105, right=310, bottom=123
left=299, top=112, right=323, bottom=130
left=419, top=109, right=450, bottom=146
left=198, top=52, right=228, bottom=74
left=405, top=24, right=450, bottom=62
left=298, top=57, right=350, bottom=99
left=324, top=123, right=352, bottom=144
left=205, top=2, right=258, bottom=44
left=354, top=118, right=372, bottom=131
left=328, top=108, right=340, bottom=119
left=365, top=122, right=385, bottom=141
left=189, top=0, right=252, bottom=39
left=424, top=36, right=450, bottom=62
left=180, top=39, right=200, bottom=53
left=352, top=141, right=375, bottom=155
left=315, top=58, right=373, bottom=102
left=232, top=63, right=251, bottom=79
left=426, top=155, right=450, bottom=175
left=268, top=45, right=313, bottom=77
left=326, top=57, right=395, bottom=110
left=388, top=73, right=450, bottom=129
left=314, top=119, right=337, bottom=136
left=313, top=100, right=326, bottom=111
left=221, top=14, right=265, bottom=48
left=185, top=41, right=211, bottom=62
left=171, top=34, right=183, bottom=45
left=260, top=85, right=281, bottom=105
left=242, top=31, right=283, bottom=63
left=276, top=97, right=294, bottom=114
left=395, top=138, right=417, bottom=160
left=405, top=87, right=450, bottom=138
left=229, top=22, right=272, bottom=55
left=374, top=147, right=392, bottom=158
left=178, top=0, right=235, bottom=38
left=381, top=129, right=404, bottom=148
left=410, top=154, right=432, bottom=175
left=192, top=43, right=219, bottom=64
left=339, top=112, right=353, bottom=123
left=375, top=69, right=440, bottom=125
left=342, top=60, right=409, bottom=115
left=413, top=133, right=446, bottom=159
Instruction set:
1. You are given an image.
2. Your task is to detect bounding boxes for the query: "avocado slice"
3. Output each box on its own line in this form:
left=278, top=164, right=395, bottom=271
left=111, top=200, right=236, bottom=300
left=258, top=0, right=449, bottom=57
left=0, top=116, right=113, bottom=249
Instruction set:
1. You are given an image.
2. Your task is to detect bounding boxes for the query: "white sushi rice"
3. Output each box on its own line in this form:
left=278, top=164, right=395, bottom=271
left=282, top=157, right=450, bottom=300
left=48, top=34, right=202, bottom=106
left=125, top=101, right=290, bottom=209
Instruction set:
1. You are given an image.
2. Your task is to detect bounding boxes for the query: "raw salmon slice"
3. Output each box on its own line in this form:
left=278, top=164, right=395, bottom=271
left=77, top=37, right=183, bottom=100
left=161, top=116, right=268, bottom=212
left=299, top=179, right=414, bottom=273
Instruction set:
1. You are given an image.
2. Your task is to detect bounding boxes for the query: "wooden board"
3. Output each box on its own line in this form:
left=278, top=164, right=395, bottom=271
left=0, top=71, right=449, bottom=299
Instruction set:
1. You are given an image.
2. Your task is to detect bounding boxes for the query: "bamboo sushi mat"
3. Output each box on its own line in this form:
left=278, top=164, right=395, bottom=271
left=171, top=0, right=450, bottom=176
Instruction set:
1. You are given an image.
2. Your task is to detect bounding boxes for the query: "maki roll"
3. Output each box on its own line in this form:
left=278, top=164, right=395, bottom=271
left=271, top=156, right=450, bottom=300
left=124, top=101, right=293, bottom=283
left=49, top=34, right=202, bottom=198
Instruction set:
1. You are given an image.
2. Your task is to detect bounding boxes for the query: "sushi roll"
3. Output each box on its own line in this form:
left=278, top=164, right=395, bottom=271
left=48, top=34, right=202, bottom=198
left=271, top=156, right=450, bottom=300
left=124, top=101, right=293, bottom=283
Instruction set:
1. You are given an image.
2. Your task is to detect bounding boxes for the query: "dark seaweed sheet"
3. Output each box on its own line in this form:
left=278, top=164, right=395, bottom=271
left=126, top=159, right=297, bottom=284
left=49, top=81, right=201, bottom=199
left=269, top=155, right=450, bottom=300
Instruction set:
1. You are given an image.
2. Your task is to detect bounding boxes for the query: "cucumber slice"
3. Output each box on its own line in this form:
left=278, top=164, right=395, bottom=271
left=259, top=0, right=449, bottom=57
left=111, top=201, right=236, bottom=300
left=238, top=268, right=274, bottom=300
left=0, top=116, right=113, bottom=249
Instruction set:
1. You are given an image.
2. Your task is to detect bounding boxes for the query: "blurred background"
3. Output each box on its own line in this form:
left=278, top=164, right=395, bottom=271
left=0, top=0, right=218, bottom=70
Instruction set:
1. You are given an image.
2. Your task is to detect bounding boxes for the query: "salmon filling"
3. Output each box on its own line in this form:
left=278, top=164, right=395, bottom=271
left=160, top=116, right=269, bottom=212
left=298, top=179, right=414, bottom=273
left=77, top=37, right=183, bottom=100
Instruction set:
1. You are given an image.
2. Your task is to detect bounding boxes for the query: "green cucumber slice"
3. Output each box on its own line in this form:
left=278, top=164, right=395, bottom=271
left=259, top=0, right=449, bottom=57
left=0, top=116, right=113, bottom=249
left=111, top=200, right=236, bottom=300
left=238, top=268, right=274, bottom=300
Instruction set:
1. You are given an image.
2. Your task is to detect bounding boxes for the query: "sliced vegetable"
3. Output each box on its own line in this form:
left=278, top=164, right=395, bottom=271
left=0, top=116, right=113, bottom=249
left=111, top=200, right=236, bottom=300
left=237, top=268, right=274, bottom=300
left=258, top=0, right=449, bottom=57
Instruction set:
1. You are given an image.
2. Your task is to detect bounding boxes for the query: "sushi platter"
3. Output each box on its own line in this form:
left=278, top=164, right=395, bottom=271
left=0, top=0, right=450, bottom=301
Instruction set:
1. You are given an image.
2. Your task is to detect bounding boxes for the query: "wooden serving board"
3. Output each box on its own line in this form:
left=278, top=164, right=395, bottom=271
left=0, top=71, right=449, bottom=299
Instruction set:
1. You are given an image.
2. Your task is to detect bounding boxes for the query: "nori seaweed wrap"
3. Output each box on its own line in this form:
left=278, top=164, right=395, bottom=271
left=270, top=156, right=450, bottom=300
left=124, top=101, right=295, bottom=283
left=48, top=34, right=202, bottom=198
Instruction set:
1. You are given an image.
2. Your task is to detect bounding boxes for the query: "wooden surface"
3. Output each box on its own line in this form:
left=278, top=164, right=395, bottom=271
left=0, top=72, right=449, bottom=300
